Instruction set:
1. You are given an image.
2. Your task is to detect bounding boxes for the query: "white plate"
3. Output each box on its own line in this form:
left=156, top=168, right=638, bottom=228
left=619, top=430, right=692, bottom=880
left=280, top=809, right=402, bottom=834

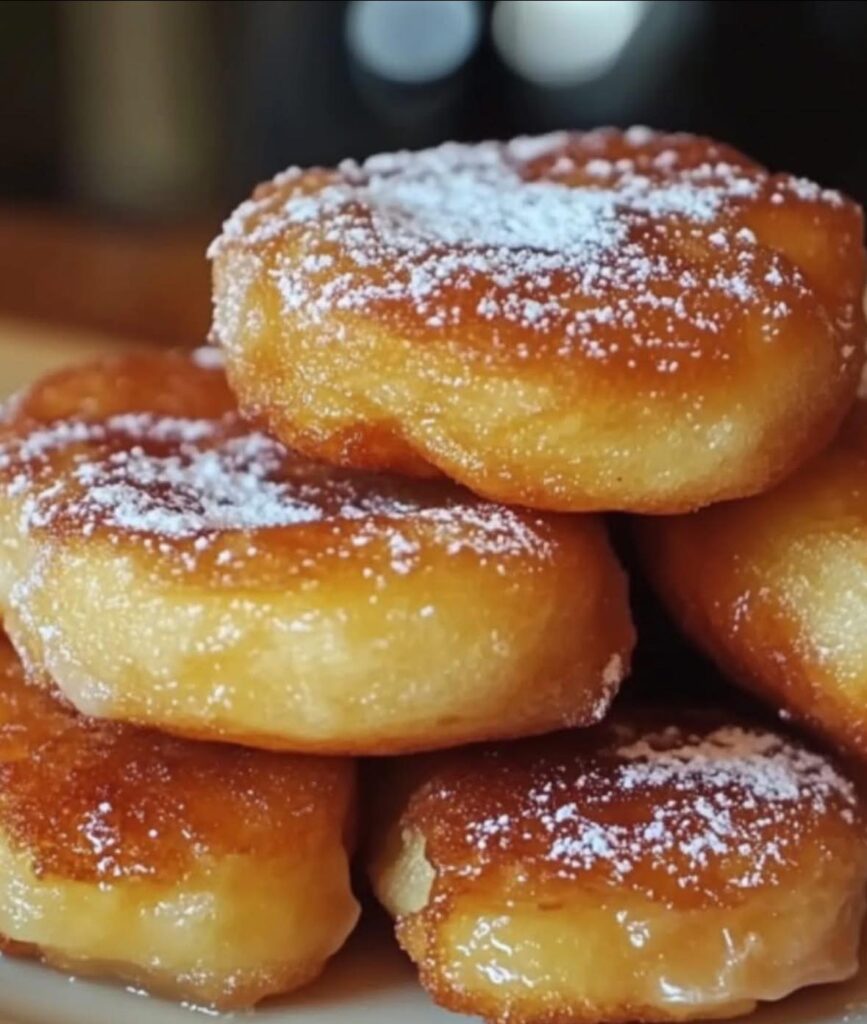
left=2, top=910, right=867, bottom=1024
left=1, top=323, right=865, bottom=1024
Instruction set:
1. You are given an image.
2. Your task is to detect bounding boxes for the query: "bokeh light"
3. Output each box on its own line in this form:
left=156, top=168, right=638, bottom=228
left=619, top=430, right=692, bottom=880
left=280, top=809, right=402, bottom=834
left=492, top=0, right=648, bottom=86
left=346, top=0, right=482, bottom=84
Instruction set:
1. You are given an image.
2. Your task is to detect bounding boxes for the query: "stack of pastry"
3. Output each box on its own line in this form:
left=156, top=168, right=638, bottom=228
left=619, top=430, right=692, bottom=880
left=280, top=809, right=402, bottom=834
left=1, top=128, right=866, bottom=1023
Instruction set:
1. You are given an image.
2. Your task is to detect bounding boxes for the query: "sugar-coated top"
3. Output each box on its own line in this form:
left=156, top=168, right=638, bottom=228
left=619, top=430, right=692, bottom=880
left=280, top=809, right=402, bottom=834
left=402, top=710, right=861, bottom=909
left=211, top=128, right=861, bottom=374
left=0, top=350, right=557, bottom=576
left=0, top=637, right=353, bottom=883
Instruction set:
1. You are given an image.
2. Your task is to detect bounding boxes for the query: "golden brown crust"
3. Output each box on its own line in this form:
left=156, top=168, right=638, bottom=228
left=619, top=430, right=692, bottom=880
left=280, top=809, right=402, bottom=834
left=3, top=346, right=238, bottom=425
left=368, top=707, right=866, bottom=1023
left=0, top=636, right=359, bottom=1007
left=0, top=348, right=633, bottom=753
left=637, top=399, right=867, bottom=759
left=211, top=129, right=864, bottom=512
left=0, top=640, right=352, bottom=884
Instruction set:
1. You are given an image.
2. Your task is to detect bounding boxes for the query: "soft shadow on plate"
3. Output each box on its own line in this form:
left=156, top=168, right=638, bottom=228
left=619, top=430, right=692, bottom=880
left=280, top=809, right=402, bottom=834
left=0, top=908, right=468, bottom=1024
left=1, top=910, right=866, bottom=1024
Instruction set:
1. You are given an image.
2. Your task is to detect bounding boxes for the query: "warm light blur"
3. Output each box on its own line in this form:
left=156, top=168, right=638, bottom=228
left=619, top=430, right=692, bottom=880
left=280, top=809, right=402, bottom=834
left=0, top=0, right=865, bottom=346
left=346, top=0, right=482, bottom=84
left=492, top=0, right=648, bottom=86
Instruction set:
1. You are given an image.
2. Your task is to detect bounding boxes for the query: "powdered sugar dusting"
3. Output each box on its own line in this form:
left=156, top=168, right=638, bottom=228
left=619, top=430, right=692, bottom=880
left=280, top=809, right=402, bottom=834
left=190, top=345, right=225, bottom=370
left=613, top=725, right=850, bottom=806
left=211, top=129, right=841, bottom=369
left=0, top=410, right=556, bottom=571
left=416, top=716, right=859, bottom=905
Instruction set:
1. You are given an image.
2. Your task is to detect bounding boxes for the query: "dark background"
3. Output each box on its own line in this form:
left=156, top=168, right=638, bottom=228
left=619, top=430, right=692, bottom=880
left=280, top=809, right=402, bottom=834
left=1, top=0, right=865, bottom=344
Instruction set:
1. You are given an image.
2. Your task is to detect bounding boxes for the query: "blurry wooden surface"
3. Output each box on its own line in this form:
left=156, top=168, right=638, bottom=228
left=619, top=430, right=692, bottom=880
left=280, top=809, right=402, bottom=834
left=0, top=317, right=139, bottom=398
left=0, top=208, right=214, bottom=347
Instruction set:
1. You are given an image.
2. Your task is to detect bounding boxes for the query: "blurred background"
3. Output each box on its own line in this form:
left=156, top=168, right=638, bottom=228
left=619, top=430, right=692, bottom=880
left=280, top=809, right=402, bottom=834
left=0, top=0, right=865, bottom=351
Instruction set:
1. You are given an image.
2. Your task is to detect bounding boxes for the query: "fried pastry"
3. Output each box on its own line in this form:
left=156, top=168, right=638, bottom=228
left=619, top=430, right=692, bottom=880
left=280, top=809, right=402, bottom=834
left=369, top=707, right=866, bottom=1023
left=0, top=348, right=633, bottom=753
left=637, top=399, right=867, bottom=758
left=0, top=636, right=357, bottom=1009
left=210, top=128, right=864, bottom=513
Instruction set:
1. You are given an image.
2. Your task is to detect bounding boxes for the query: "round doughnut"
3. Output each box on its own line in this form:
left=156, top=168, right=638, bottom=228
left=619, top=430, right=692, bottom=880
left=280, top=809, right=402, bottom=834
left=0, top=348, right=633, bottom=754
left=368, top=707, right=866, bottom=1024
left=0, top=635, right=357, bottom=1009
left=637, top=399, right=867, bottom=759
left=210, top=127, right=864, bottom=513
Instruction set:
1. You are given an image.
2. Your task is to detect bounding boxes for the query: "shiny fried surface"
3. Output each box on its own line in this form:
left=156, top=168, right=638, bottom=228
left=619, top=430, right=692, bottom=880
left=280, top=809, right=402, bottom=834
left=638, top=400, right=867, bottom=759
left=211, top=128, right=864, bottom=512
left=368, top=707, right=866, bottom=1023
left=0, top=637, right=358, bottom=1008
left=0, top=348, right=633, bottom=753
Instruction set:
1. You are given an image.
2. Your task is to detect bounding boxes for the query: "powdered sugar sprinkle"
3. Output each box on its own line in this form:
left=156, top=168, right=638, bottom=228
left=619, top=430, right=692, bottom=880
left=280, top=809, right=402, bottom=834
left=210, top=129, right=842, bottom=371
left=0, top=411, right=555, bottom=571
left=422, top=718, right=858, bottom=903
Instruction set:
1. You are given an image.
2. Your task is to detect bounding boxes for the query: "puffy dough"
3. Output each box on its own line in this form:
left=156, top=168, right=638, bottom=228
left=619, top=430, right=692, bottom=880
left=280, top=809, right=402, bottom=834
left=0, top=348, right=633, bottom=754
left=637, top=400, right=867, bottom=759
left=368, top=707, right=867, bottom=1024
left=0, top=636, right=357, bottom=1009
left=210, top=128, right=864, bottom=513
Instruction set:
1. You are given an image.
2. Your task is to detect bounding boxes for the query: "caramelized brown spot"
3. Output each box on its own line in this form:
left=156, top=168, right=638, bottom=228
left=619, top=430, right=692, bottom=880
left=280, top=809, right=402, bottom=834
left=393, top=709, right=860, bottom=911
left=0, top=350, right=560, bottom=580
left=0, top=638, right=354, bottom=883
left=210, top=130, right=863, bottom=512
left=213, top=128, right=863, bottom=381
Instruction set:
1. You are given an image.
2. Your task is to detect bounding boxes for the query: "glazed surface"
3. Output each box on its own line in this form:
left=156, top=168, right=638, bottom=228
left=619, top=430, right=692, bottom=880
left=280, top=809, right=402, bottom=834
left=369, top=707, right=866, bottom=1023
left=0, top=637, right=358, bottom=1007
left=638, top=399, right=867, bottom=759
